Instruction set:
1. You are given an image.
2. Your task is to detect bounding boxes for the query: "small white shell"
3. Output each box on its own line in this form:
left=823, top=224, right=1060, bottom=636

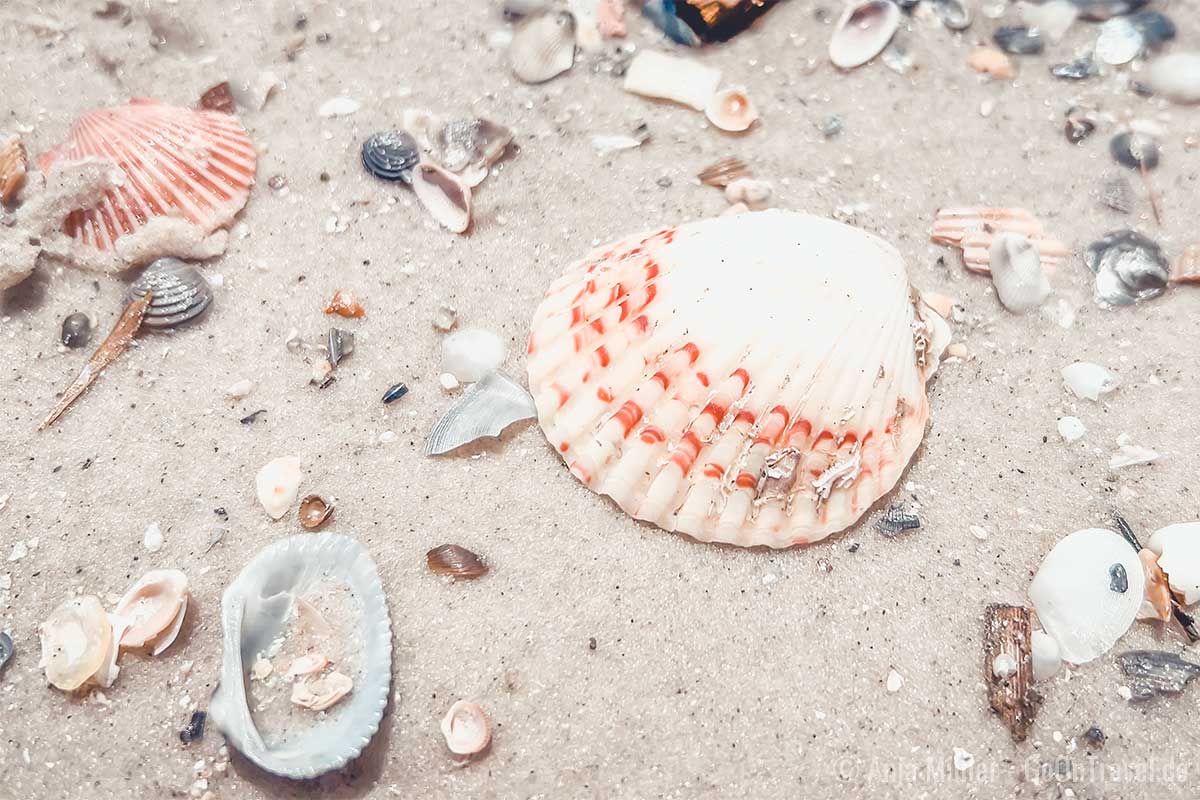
left=441, top=700, right=492, bottom=756
left=1148, top=523, right=1200, bottom=605
left=1057, top=416, right=1086, bottom=442
left=1061, top=362, right=1118, bottom=401
left=208, top=534, right=392, bottom=780
left=1028, top=528, right=1144, bottom=664
left=91, top=614, right=130, bottom=689
left=425, top=372, right=537, bottom=456
left=705, top=86, right=759, bottom=133
left=442, top=328, right=507, bottom=383
left=988, top=233, right=1051, bottom=314
left=829, top=0, right=901, bottom=70
left=1030, top=629, right=1062, bottom=681
left=509, top=10, right=576, bottom=83
left=412, top=162, right=471, bottom=234
left=256, top=456, right=304, bottom=520
left=623, top=50, right=723, bottom=111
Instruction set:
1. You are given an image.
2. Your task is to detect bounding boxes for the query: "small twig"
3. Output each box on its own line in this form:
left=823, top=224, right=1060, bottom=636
left=1140, top=162, right=1163, bottom=226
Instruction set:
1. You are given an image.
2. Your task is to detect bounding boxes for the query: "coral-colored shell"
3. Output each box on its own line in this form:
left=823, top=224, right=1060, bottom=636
left=527, top=210, right=947, bottom=548
left=37, top=98, right=256, bottom=252
left=931, top=207, right=1069, bottom=275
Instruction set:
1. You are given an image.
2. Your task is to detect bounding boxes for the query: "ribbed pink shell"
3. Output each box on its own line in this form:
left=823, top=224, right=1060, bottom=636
left=37, top=98, right=256, bottom=251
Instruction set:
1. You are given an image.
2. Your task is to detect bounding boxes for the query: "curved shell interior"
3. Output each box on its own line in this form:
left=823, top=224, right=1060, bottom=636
left=114, top=568, right=189, bottom=649
left=527, top=210, right=946, bottom=548
left=208, top=534, right=392, bottom=779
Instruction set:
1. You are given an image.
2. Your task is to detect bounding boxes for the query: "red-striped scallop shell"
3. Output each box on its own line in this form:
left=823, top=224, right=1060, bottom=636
left=37, top=98, right=256, bottom=252
left=527, top=210, right=948, bottom=548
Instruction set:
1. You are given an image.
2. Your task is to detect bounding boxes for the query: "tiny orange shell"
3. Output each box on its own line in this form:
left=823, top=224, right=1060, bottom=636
left=426, top=544, right=488, bottom=579
left=323, top=289, right=366, bottom=318
left=0, top=135, right=26, bottom=205
left=298, top=494, right=334, bottom=530
left=967, top=47, right=1015, bottom=81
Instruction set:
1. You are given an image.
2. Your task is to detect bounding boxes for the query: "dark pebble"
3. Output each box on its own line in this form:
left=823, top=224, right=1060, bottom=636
left=180, top=710, right=206, bottom=744
left=1109, top=563, right=1129, bottom=593
left=588, top=637, right=598, bottom=651
left=61, top=312, right=92, bottom=348
left=1064, top=110, right=1096, bottom=145
left=1083, top=726, right=1106, bottom=748
left=1068, top=0, right=1148, bottom=22
left=994, top=26, right=1043, bottom=55
left=1050, top=57, right=1096, bottom=81
left=239, top=409, right=267, bottom=425
left=382, top=382, right=409, bottom=404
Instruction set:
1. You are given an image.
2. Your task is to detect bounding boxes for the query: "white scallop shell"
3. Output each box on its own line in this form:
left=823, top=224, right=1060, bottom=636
left=829, top=0, right=901, bottom=70
left=208, top=534, right=392, bottom=779
left=1028, top=528, right=1145, bottom=664
left=1148, top=522, right=1200, bottom=605
left=526, top=210, right=948, bottom=548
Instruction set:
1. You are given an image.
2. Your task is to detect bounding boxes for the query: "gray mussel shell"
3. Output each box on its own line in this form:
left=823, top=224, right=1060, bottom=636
left=425, top=371, right=536, bottom=456
left=209, top=534, right=392, bottom=780
left=126, top=257, right=212, bottom=329
left=1085, top=229, right=1169, bottom=306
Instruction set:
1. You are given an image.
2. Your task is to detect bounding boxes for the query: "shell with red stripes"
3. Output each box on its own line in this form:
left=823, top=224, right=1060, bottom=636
left=527, top=210, right=948, bottom=548
left=37, top=98, right=256, bottom=258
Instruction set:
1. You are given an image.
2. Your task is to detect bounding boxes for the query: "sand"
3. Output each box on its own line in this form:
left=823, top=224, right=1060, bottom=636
left=2, top=0, right=1200, bottom=797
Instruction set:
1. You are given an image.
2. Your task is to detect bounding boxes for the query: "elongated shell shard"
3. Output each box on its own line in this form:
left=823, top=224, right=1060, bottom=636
left=37, top=98, right=256, bottom=255
left=425, top=371, right=537, bottom=455
left=527, top=210, right=947, bottom=548
left=623, top=51, right=723, bottom=111
left=412, top=162, right=471, bottom=234
left=1028, top=528, right=1144, bottom=664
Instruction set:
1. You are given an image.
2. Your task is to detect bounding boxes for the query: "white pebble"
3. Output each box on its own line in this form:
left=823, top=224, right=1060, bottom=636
left=255, top=457, right=304, bottom=520
left=379, top=430, right=396, bottom=444
left=992, top=652, right=1018, bottom=679
left=143, top=523, right=164, bottom=553
left=318, top=96, right=360, bottom=117
left=439, top=372, right=461, bottom=391
left=953, top=747, right=975, bottom=771
left=1057, top=416, right=1086, bottom=442
left=225, top=379, right=254, bottom=400
left=886, top=668, right=904, bottom=693
left=970, top=525, right=989, bottom=541
left=7, top=542, right=27, bottom=562
left=989, top=234, right=1051, bottom=314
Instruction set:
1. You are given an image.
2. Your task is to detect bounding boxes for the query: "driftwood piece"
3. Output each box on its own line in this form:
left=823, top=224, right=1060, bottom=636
left=983, top=604, right=1042, bottom=742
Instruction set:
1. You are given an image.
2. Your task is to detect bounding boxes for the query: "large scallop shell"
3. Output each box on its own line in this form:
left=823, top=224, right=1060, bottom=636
left=526, top=210, right=949, bottom=548
left=208, top=534, right=392, bottom=779
left=37, top=98, right=256, bottom=253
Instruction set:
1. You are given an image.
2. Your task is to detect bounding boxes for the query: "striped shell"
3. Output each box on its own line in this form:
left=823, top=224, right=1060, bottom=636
left=527, top=210, right=948, bottom=548
left=127, top=257, right=213, bottom=328
left=37, top=98, right=256, bottom=252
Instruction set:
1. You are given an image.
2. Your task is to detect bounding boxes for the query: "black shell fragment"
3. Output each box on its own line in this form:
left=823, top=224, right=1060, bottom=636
left=1110, top=132, right=1160, bottom=170
left=126, top=258, right=213, bottom=329
left=1117, top=650, right=1200, bottom=702
left=993, top=26, right=1043, bottom=55
left=180, top=710, right=206, bottom=743
left=382, top=382, right=409, bottom=404
left=1051, top=57, right=1097, bottom=81
left=1128, top=10, right=1175, bottom=48
left=1064, top=109, right=1096, bottom=145
left=1109, top=563, right=1129, bottom=593
left=361, top=131, right=419, bottom=182
left=932, top=0, right=971, bottom=31
left=61, top=312, right=92, bottom=348
left=875, top=504, right=922, bottom=537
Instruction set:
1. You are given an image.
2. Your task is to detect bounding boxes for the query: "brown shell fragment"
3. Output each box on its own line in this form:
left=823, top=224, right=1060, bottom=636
left=197, top=81, right=236, bottom=114
left=1140, top=549, right=1173, bottom=623
left=697, top=157, right=751, bottom=188
left=298, top=494, right=334, bottom=530
left=0, top=134, right=27, bottom=205
left=323, top=289, right=365, bottom=318
left=931, top=207, right=1069, bottom=275
left=426, top=544, right=488, bottom=579
left=1171, top=244, right=1200, bottom=284
left=983, top=604, right=1042, bottom=742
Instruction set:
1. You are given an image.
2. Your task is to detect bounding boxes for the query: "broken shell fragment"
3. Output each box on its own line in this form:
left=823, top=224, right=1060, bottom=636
left=509, top=10, right=576, bottom=83
left=0, top=134, right=27, bottom=205
left=1085, top=230, right=1169, bottom=306
left=208, top=534, right=392, bottom=779
left=197, top=81, right=236, bottom=114
left=327, top=327, right=355, bottom=368
left=623, top=50, right=722, bottom=111
left=442, top=328, right=507, bottom=383
left=993, top=25, right=1043, bottom=55
left=1138, top=549, right=1173, bottom=622
left=527, top=211, right=949, bottom=548
left=126, top=258, right=213, bottom=329
left=424, top=371, right=536, bottom=456
left=1095, top=17, right=1143, bottom=65
left=1145, top=52, right=1200, bottom=105
left=931, top=207, right=1067, bottom=275
left=1028, top=528, right=1144, bottom=664
left=698, top=157, right=751, bottom=188
left=298, top=494, right=334, bottom=531
left=323, top=289, right=365, bottom=318
left=1031, top=629, right=1062, bottom=681
left=361, top=131, right=420, bottom=182
left=829, top=0, right=900, bottom=70
left=291, top=671, right=354, bottom=711
left=256, top=456, right=304, bottom=520
left=1172, top=244, right=1200, bottom=284
left=932, top=0, right=971, bottom=30
left=967, top=47, right=1016, bottom=80
left=988, top=234, right=1051, bottom=314
left=1148, top=523, right=1200, bottom=606
left=40, top=595, right=111, bottom=691
left=430, top=117, right=514, bottom=179
left=113, top=569, right=189, bottom=653
left=704, top=86, right=759, bottom=132
left=1061, top=361, right=1118, bottom=401
left=0, top=632, right=12, bottom=672
left=286, top=653, right=329, bottom=680
left=411, top=162, right=471, bottom=234
left=1117, top=650, right=1200, bottom=701
left=426, top=544, right=489, bottom=579
left=441, top=700, right=492, bottom=757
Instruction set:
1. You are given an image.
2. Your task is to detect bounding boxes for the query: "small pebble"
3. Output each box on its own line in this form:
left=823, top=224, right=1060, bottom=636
left=886, top=668, right=904, bottom=693
left=1057, top=416, right=1087, bottom=442
left=1083, top=726, right=1106, bottom=748
left=60, top=313, right=92, bottom=348
left=970, top=525, right=989, bottom=541
left=953, top=747, right=975, bottom=771
left=180, top=710, right=206, bottom=744
left=143, top=523, right=164, bottom=553
left=432, top=304, right=458, bottom=332
left=225, top=379, right=254, bottom=400
left=439, top=373, right=461, bottom=391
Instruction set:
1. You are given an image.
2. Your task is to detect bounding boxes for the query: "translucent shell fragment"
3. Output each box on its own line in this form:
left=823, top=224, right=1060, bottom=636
left=527, top=210, right=949, bottom=548
left=37, top=98, right=256, bottom=253
left=113, top=569, right=189, bottom=654
left=39, top=595, right=112, bottom=691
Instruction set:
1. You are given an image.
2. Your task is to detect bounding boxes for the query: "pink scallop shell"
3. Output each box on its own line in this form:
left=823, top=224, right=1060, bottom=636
left=527, top=211, right=947, bottom=548
left=37, top=98, right=256, bottom=252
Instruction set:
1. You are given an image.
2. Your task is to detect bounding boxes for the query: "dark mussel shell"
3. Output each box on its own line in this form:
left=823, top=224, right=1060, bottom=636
left=1085, top=229, right=1169, bottom=306
left=361, top=131, right=420, bottom=182
left=932, top=0, right=971, bottom=31
left=1110, top=132, right=1160, bottom=170
left=993, top=26, right=1043, bottom=55
left=1051, top=57, right=1097, bottom=81
left=1117, top=650, right=1200, bottom=701
left=426, top=544, right=488, bottom=579
left=1068, top=0, right=1148, bottom=22
left=126, top=257, right=213, bottom=328
left=1064, top=107, right=1096, bottom=144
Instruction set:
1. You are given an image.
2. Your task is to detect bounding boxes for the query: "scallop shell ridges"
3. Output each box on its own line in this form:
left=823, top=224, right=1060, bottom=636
left=527, top=210, right=946, bottom=548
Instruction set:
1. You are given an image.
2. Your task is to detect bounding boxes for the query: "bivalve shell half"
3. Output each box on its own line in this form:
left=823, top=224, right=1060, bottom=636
left=208, top=534, right=392, bottom=780
left=39, top=595, right=112, bottom=691
left=705, top=87, right=759, bottom=132
left=527, top=210, right=949, bottom=548
left=114, top=569, right=189, bottom=653
left=411, top=162, right=472, bottom=234
left=1028, top=528, right=1144, bottom=664
left=829, top=0, right=901, bottom=70
left=126, top=257, right=213, bottom=328
left=509, top=10, right=577, bottom=83
left=441, top=700, right=492, bottom=757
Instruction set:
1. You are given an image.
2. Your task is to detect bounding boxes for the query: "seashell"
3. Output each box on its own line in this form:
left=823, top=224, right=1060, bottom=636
left=197, top=81, right=236, bottom=114
left=424, top=371, right=537, bottom=456
left=1100, top=175, right=1134, bottom=213
left=1057, top=416, right=1086, bottom=441
left=1109, top=443, right=1159, bottom=470
left=932, top=0, right=972, bottom=30
left=526, top=210, right=950, bottom=548
left=411, top=162, right=471, bottom=234
left=0, top=134, right=27, bottom=205
left=114, top=569, right=189, bottom=654
left=1064, top=106, right=1096, bottom=143
left=441, top=700, right=492, bottom=757
left=1144, top=52, right=1200, bottom=105
left=0, top=632, right=12, bottom=673
left=180, top=710, right=206, bottom=743
left=426, top=544, right=489, bottom=579
left=208, top=534, right=392, bottom=779
left=323, top=289, right=365, bottom=318
left=993, top=25, right=1043, bottom=55
left=509, top=10, right=576, bottom=84
left=1147, top=523, right=1200, bottom=606
left=640, top=0, right=780, bottom=45
left=61, top=312, right=92, bottom=348
left=1129, top=10, right=1175, bottom=50
left=967, top=46, right=1015, bottom=80
left=504, top=0, right=552, bottom=19
left=1061, top=361, right=1118, bottom=400
left=697, top=157, right=751, bottom=188
left=1117, top=650, right=1200, bottom=702
left=286, top=653, right=329, bottom=680
left=705, top=86, right=758, bottom=132
left=1028, top=528, right=1144, bottom=664
left=623, top=50, right=723, bottom=111
left=382, top=382, right=409, bottom=404
left=597, top=0, right=626, bottom=37
left=1021, top=0, right=1078, bottom=41
left=988, top=234, right=1051, bottom=314
left=126, top=257, right=213, bottom=328
left=91, top=614, right=129, bottom=688
left=880, top=37, right=915, bottom=74
left=1068, top=0, right=1146, bottom=21
left=724, top=177, right=772, bottom=210
left=430, top=118, right=514, bottom=178
left=1137, top=549, right=1173, bottom=622
left=327, top=327, right=355, bottom=368
left=443, top=328, right=507, bottom=383
left=37, top=98, right=256, bottom=254
left=983, top=604, right=1039, bottom=742
left=256, top=456, right=304, bottom=520
left=1171, top=244, right=1200, bottom=284
left=1051, top=56, right=1096, bottom=80
left=1030, top=629, right=1062, bottom=681
left=931, top=207, right=1068, bottom=275
left=1094, top=17, right=1143, bottom=65
left=828, top=0, right=900, bottom=70
left=298, top=494, right=334, bottom=530
left=361, top=131, right=420, bottom=182
left=1085, top=229, right=1168, bottom=306
left=291, top=671, right=353, bottom=711
left=39, top=595, right=111, bottom=691
left=1109, top=132, right=1159, bottom=171
left=317, top=97, right=360, bottom=118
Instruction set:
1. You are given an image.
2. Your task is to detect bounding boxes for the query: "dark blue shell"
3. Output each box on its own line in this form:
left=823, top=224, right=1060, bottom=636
left=361, top=131, right=419, bottom=182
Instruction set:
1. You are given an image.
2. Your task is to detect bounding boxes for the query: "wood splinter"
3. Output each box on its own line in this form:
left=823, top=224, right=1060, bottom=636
left=983, top=603, right=1043, bottom=742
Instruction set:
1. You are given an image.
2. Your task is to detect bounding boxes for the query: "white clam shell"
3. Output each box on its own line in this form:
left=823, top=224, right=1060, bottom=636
left=256, top=456, right=304, bottom=520
left=209, top=534, right=392, bottom=779
left=425, top=371, right=536, bottom=456
left=1028, top=528, right=1144, bottom=664
left=1148, top=522, right=1200, bottom=606
left=1030, top=629, right=1062, bottom=682
left=829, top=0, right=901, bottom=70
left=527, top=211, right=947, bottom=548
left=113, top=568, right=189, bottom=651
left=623, top=50, right=722, bottom=111
left=1061, top=361, right=1118, bottom=401
left=704, top=86, right=759, bottom=133
left=441, top=700, right=492, bottom=756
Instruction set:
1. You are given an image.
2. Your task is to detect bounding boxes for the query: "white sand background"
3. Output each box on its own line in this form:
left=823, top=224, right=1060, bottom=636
left=2, top=0, right=1200, bottom=797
